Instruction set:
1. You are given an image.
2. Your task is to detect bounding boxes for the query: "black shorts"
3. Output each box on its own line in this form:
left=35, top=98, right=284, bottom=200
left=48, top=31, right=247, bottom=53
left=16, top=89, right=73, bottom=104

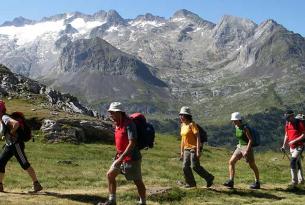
left=0, top=142, right=31, bottom=172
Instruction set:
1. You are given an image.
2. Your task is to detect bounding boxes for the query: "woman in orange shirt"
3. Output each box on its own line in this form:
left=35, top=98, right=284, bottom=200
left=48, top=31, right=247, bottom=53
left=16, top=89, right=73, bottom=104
left=179, top=106, right=214, bottom=188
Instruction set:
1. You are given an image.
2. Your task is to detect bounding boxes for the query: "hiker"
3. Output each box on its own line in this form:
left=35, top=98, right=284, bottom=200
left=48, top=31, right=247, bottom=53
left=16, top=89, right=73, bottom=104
left=223, top=112, right=260, bottom=189
left=98, top=102, right=146, bottom=205
left=179, top=106, right=214, bottom=188
left=281, top=110, right=305, bottom=187
left=0, top=100, right=42, bottom=192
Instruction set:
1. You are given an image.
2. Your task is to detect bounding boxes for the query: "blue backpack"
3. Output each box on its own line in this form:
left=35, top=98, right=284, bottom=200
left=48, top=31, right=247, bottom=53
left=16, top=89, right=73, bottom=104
left=243, top=125, right=260, bottom=147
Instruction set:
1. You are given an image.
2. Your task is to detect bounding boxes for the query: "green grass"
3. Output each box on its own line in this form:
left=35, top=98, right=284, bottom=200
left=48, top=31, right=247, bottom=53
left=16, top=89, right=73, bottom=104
left=1, top=134, right=305, bottom=204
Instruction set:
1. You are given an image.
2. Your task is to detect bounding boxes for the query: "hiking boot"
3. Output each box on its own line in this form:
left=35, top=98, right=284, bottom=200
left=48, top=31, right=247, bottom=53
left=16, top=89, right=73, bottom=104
left=223, top=179, right=234, bottom=189
left=33, top=181, right=43, bottom=192
left=97, top=200, right=117, bottom=205
left=206, top=175, right=214, bottom=188
left=184, top=184, right=196, bottom=188
left=0, top=183, right=3, bottom=192
left=250, top=181, right=260, bottom=189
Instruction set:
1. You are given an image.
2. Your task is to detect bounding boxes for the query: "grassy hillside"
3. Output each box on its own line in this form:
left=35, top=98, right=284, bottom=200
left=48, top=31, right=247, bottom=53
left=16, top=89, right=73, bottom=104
left=1, top=134, right=305, bottom=205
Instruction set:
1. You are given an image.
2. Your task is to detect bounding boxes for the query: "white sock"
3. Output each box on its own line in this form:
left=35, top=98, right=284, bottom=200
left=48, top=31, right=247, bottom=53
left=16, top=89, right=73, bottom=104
left=139, top=197, right=146, bottom=204
left=109, top=194, right=116, bottom=201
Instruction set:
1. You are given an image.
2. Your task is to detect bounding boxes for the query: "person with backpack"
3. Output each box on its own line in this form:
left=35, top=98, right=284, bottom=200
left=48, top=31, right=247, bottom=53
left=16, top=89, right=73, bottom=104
left=223, top=112, right=260, bottom=189
left=179, top=106, right=214, bottom=188
left=98, top=102, right=146, bottom=205
left=0, top=100, right=42, bottom=193
left=281, top=110, right=305, bottom=188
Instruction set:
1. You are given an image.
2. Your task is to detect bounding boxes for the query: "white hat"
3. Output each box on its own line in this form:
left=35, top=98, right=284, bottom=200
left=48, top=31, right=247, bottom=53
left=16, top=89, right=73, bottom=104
left=108, top=102, right=124, bottom=112
left=179, top=106, right=192, bottom=115
left=231, top=112, right=242, bottom=120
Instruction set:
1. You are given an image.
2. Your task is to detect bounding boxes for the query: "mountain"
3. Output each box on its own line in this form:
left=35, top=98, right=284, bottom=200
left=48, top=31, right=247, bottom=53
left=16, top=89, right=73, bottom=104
left=0, top=9, right=305, bottom=122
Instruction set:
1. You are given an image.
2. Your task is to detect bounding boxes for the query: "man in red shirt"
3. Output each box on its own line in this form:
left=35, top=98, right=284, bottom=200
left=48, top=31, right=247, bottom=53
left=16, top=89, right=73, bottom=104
left=98, top=102, right=146, bottom=205
left=281, top=110, right=305, bottom=188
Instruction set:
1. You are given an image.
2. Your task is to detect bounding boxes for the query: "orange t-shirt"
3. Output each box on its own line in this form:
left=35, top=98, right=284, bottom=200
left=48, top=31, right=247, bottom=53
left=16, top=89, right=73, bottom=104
left=181, top=122, right=199, bottom=149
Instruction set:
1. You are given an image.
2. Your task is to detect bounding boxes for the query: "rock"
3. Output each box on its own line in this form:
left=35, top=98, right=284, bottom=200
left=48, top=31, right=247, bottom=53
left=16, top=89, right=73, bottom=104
left=41, top=118, right=113, bottom=144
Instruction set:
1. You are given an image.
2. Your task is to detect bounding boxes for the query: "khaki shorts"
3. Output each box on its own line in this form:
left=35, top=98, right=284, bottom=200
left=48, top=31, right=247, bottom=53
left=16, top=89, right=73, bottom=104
left=233, top=145, right=255, bottom=163
left=110, top=160, right=142, bottom=181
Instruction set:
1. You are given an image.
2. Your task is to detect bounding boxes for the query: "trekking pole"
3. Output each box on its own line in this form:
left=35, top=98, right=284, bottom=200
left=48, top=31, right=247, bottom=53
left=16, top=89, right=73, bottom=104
left=281, top=148, right=290, bottom=160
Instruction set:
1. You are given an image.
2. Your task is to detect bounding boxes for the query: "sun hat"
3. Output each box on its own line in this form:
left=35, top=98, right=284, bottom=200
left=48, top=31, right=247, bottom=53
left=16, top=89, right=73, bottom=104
left=108, top=102, right=124, bottom=112
left=179, top=106, right=191, bottom=115
left=231, top=112, right=242, bottom=121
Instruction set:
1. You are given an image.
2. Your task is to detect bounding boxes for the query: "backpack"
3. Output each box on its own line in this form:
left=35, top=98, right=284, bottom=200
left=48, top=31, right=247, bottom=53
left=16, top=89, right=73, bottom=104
left=10, top=112, right=32, bottom=142
left=196, top=124, right=208, bottom=144
left=242, top=125, right=260, bottom=147
left=129, top=113, right=155, bottom=150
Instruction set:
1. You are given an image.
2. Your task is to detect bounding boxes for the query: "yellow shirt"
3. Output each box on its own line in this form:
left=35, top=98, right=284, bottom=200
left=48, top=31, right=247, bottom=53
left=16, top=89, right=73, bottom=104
left=181, top=122, right=199, bottom=149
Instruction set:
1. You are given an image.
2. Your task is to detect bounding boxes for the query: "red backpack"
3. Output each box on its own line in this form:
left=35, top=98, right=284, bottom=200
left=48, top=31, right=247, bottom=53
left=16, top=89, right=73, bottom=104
left=129, top=113, right=155, bottom=150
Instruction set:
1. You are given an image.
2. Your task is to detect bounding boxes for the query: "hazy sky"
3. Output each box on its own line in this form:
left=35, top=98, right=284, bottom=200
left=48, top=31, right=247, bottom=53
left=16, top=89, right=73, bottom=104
left=1, top=0, right=304, bottom=36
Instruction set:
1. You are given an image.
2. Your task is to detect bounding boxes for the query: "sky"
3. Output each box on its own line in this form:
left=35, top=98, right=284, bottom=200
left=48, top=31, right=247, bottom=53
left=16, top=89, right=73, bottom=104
left=0, top=0, right=304, bottom=36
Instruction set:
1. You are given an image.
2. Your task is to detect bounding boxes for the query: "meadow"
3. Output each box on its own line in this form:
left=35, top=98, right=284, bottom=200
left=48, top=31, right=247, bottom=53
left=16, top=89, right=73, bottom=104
left=1, top=133, right=305, bottom=205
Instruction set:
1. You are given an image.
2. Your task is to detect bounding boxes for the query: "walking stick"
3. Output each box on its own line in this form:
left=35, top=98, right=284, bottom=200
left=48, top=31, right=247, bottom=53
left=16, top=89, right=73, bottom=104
left=281, top=147, right=290, bottom=160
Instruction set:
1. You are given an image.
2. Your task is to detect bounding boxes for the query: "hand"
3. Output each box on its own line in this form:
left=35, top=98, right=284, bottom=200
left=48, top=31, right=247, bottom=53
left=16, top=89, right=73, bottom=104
left=280, top=147, right=286, bottom=152
left=180, top=153, right=184, bottom=161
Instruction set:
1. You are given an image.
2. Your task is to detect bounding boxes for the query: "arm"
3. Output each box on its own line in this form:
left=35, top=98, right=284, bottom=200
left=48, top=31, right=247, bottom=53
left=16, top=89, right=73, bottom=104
left=288, top=131, right=305, bottom=145
left=244, top=127, right=253, bottom=155
left=196, top=132, right=201, bottom=158
left=7, top=118, right=19, bottom=139
left=180, top=135, right=184, bottom=160
left=282, top=134, right=288, bottom=149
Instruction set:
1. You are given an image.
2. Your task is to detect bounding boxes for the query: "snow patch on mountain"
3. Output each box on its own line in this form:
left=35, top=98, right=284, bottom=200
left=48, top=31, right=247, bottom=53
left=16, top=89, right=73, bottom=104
left=0, top=20, right=65, bottom=45
left=129, top=20, right=165, bottom=28
left=70, top=18, right=105, bottom=35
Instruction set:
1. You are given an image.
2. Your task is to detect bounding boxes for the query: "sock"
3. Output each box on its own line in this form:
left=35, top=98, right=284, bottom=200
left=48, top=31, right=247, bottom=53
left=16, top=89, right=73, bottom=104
left=139, top=197, right=146, bottom=204
left=109, top=194, right=116, bottom=201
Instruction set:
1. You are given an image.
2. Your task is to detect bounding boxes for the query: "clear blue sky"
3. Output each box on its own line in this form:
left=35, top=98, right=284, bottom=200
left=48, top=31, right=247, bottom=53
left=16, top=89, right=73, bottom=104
left=1, top=0, right=304, bottom=36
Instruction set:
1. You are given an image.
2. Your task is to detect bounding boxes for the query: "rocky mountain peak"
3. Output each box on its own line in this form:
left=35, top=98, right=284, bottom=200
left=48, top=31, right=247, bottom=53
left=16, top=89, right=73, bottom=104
left=0, top=16, right=35, bottom=27
left=172, top=9, right=215, bottom=28
left=106, top=10, right=126, bottom=25
left=134, top=13, right=165, bottom=22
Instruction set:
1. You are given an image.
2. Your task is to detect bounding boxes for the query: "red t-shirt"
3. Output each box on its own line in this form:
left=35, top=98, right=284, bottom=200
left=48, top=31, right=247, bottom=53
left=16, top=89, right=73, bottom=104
left=285, top=120, right=305, bottom=148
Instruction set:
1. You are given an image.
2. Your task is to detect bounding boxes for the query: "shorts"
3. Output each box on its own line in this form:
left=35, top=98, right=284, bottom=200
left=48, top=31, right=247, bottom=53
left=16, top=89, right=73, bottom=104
left=110, top=160, right=142, bottom=181
left=233, top=145, right=255, bottom=163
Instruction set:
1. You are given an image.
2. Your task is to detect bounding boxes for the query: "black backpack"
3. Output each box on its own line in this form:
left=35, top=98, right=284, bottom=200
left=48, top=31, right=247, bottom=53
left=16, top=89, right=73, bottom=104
left=130, top=113, right=155, bottom=150
left=10, top=112, right=32, bottom=142
left=197, top=124, right=208, bottom=144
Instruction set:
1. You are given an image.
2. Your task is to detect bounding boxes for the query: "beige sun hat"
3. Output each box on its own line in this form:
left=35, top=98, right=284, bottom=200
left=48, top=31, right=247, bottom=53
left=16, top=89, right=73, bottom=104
left=179, top=106, right=192, bottom=115
left=108, top=102, right=124, bottom=112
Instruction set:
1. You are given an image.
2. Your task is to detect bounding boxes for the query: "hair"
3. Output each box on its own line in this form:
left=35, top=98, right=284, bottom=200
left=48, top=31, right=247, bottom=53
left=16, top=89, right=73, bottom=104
left=181, top=114, right=193, bottom=123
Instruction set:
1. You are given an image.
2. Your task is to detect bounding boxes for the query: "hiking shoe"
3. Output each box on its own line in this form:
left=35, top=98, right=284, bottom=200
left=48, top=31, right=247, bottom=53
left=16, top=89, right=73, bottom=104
left=0, top=183, right=3, bottom=192
left=223, top=179, right=234, bottom=189
left=97, top=200, right=117, bottom=205
left=33, top=181, right=43, bottom=192
left=250, top=181, right=260, bottom=189
left=184, top=184, right=196, bottom=188
left=206, top=175, right=214, bottom=188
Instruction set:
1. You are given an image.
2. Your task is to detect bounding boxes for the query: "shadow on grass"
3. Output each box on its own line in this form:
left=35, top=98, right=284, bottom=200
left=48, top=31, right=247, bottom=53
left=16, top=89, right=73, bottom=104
left=208, top=188, right=285, bottom=200
left=274, top=187, right=305, bottom=195
left=44, top=191, right=107, bottom=204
